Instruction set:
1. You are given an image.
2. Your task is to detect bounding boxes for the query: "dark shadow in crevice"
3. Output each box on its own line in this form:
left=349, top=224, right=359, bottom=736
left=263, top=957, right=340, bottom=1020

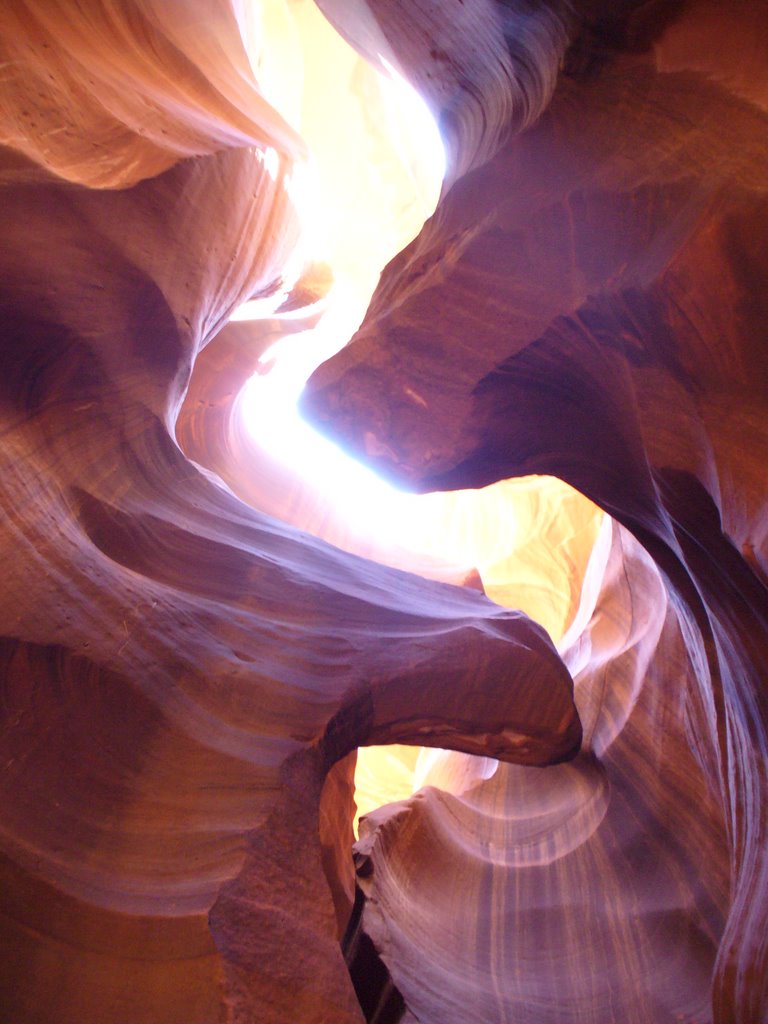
left=343, top=885, right=406, bottom=1024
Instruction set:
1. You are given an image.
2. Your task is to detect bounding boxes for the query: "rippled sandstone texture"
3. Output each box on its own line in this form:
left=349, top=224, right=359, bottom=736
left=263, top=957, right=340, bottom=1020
left=306, top=2, right=768, bottom=1022
left=1, top=2, right=767, bottom=1024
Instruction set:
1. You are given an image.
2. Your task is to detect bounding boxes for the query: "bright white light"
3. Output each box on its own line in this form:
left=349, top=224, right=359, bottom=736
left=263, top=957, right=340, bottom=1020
left=231, top=151, right=326, bottom=324
left=239, top=282, right=481, bottom=562
left=243, top=360, right=413, bottom=542
left=263, top=145, right=280, bottom=180
left=236, top=52, right=452, bottom=559
left=378, top=56, right=446, bottom=195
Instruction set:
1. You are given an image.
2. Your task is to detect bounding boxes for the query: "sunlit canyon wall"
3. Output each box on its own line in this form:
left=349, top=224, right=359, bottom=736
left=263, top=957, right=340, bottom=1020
left=1, top=2, right=767, bottom=1023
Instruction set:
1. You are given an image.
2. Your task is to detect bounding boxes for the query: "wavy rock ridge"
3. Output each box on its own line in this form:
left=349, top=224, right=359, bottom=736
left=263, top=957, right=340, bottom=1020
left=1, top=1, right=767, bottom=1023
left=306, top=3, right=768, bottom=1022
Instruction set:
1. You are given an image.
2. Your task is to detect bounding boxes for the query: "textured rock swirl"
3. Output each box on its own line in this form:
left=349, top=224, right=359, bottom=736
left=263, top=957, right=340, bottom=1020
left=356, top=522, right=731, bottom=1024
left=177, top=314, right=602, bottom=633
left=0, top=0, right=305, bottom=187
left=0, top=6, right=584, bottom=1022
left=3, top=0, right=768, bottom=1022
left=304, top=5, right=768, bottom=1022
left=316, top=0, right=573, bottom=179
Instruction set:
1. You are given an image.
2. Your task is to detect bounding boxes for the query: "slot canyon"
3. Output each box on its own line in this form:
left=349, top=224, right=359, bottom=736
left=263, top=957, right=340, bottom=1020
left=1, top=1, right=767, bottom=1022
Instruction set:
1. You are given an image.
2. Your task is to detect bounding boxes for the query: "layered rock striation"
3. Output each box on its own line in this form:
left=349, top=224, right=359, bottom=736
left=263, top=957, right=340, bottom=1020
left=1, top=1, right=767, bottom=1023
left=306, top=2, right=768, bottom=1022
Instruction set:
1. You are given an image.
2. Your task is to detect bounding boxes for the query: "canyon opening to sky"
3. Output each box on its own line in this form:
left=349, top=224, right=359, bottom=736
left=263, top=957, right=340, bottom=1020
left=233, top=10, right=603, bottom=826
left=1, top=1, right=767, bottom=1023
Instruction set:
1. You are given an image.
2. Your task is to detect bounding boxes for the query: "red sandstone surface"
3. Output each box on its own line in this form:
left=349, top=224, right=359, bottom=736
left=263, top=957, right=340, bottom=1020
left=1, top=2, right=766, bottom=1023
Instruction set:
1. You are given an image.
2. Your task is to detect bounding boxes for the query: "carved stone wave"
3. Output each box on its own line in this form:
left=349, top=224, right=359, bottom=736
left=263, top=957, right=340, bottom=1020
left=304, top=3, right=768, bottom=1021
left=1, top=1, right=767, bottom=1022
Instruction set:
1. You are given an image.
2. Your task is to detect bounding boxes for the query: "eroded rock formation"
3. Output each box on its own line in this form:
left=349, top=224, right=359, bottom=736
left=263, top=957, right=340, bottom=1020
left=1, top=1, right=767, bottom=1023
left=306, top=3, right=768, bottom=1021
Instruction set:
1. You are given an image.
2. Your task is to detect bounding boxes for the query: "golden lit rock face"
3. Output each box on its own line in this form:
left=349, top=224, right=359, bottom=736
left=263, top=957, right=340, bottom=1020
left=352, top=478, right=602, bottom=828
left=1, top=3, right=768, bottom=1024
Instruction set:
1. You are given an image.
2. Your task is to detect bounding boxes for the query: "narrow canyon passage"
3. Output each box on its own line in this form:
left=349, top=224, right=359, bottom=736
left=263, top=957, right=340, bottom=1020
left=0, top=2, right=767, bottom=1023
